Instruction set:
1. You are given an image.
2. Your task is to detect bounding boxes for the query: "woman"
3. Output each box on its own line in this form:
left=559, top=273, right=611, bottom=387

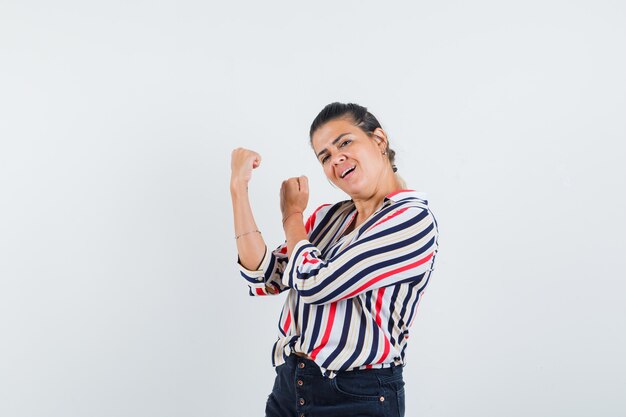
left=230, top=103, right=439, bottom=417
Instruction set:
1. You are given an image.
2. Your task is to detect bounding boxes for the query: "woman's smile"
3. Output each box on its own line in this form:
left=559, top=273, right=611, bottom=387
left=338, top=165, right=356, bottom=179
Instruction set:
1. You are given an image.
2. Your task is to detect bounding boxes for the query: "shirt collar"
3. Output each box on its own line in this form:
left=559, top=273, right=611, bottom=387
left=385, top=189, right=429, bottom=203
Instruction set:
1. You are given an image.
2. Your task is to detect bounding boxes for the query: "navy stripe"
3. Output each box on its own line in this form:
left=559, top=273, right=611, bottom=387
left=342, top=298, right=368, bottom=369
left=271, top=339, right=279, bottom=366
left=365, top=291, right=373, bottom=312
left=323, top=211, right=356, bottom=251
left=308, top=306, right=324, bottom=352
left=387, top=285, right=402, bottom=345
left=355, top=200, right=418, bottom=239
left=406, top=275, right=429, bottom=326
left=353, top=202, right=396, bottom=239
left=265, top=254, right=277, bottom=281
left=240, top=270, right=261, bottom=284
left=309, top=202, right=347, bottom=243
left=308, top=203, right=339, bottom=242
left=363, top=319, right=379, bottom=365
left=355, top=208, right=429, bottom=247
left=395, top=283, right=415, bottom=332
left=277, top=307, right=287, bottom=336
left=294, top=293, right=300, bottom=327
left=362, top=292, right=379, bottom=364
left=300, top=300, right=310, bottom=336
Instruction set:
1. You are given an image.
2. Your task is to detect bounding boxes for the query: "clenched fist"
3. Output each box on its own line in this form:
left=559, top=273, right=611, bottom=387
left=231, top=148, right=261, bottom=188
left=280, top=176, right=309, bottom=222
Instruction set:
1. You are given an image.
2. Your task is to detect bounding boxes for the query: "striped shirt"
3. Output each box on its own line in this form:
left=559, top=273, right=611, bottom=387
left=238, top=189, right=439, bottom=376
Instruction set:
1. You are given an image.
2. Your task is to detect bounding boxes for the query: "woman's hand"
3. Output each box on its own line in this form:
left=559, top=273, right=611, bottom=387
left=281, top=176, right=309, bottom=256
left=280, top=176, right=309, bottom=222
left=231, top=148, right=261, bottom=190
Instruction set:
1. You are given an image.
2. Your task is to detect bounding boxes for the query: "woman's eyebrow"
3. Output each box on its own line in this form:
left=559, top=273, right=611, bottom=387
left=316, top=133, right=350, bottom=158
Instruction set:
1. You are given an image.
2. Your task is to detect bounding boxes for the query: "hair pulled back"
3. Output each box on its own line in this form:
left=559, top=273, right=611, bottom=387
left=309, top=102, right=398, bottom=172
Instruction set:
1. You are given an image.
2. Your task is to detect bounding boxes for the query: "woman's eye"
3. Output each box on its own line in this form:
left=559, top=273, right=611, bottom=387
left=321, top=155, right=329, bottom=164
left=340, top=139, right=351, bottom=147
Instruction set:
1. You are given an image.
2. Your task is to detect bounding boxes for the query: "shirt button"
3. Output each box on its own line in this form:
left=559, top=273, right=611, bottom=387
left=379, top=396, right=385, bottom=402
left=298, top=362, right=305, bottom=369
left=297, top=379, right=304, bottom=386
left=299, top=398, right=305, bottom=405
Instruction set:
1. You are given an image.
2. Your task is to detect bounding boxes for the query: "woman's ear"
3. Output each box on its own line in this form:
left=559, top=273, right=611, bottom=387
left=372, top=128, right=389, bottom=152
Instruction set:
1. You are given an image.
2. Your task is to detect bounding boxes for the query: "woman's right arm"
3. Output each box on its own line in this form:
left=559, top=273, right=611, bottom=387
left=230, top=148, right=267, bottom=270
left=231, top=148, right=291, bottom=296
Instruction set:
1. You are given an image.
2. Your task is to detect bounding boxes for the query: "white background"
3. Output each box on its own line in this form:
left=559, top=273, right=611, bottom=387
left=1, top=1, right=625, bottom=416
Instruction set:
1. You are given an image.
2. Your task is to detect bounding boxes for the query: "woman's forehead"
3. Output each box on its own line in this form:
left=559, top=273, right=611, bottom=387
left=311, top=119, right=359, bottom=150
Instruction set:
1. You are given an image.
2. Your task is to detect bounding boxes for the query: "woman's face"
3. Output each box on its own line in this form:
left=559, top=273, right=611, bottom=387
left=311, top=118, right=388, bottom=198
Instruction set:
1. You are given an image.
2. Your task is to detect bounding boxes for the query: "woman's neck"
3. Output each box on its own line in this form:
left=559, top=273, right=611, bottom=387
left=351, top=175, right=402, bottom=226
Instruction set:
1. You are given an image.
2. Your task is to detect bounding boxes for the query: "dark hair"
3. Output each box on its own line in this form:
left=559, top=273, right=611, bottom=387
left=309, top=102, right=398, bottom=172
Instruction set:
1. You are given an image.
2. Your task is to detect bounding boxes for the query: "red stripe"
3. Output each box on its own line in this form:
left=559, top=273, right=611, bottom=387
left=342, top=252, right=435, bottom=300
left=282, top=311, right=291, bottom=334
left=374, top=287, right=391, bottom=364
left=305, top=204, right=331, bottom=233
left=302, top=251, right=320, bottom=265
left=255, top=287, right=266, bottom=296
left=376, top=337, right=391, bottom=364
left=310, top=302, right=337, bottom=360
left=372, top=207, right=409, bottom=229
left=385, top=189, right=413, bottom=199
left=374, top=287, right=385, bottom=327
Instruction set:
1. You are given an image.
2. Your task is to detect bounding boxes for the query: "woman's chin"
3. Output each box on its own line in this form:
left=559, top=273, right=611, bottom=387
left=336, top=174, right=370, bottom=198
left=341, top=183, right=366, bottom=199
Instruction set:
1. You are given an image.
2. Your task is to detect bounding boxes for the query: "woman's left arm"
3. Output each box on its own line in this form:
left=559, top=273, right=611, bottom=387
left=280, top=176, right=309, bottom=258
left=282, top=205, right=439, bottom=305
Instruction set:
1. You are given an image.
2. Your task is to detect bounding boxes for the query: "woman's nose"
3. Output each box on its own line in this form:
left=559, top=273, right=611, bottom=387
left=332, top=153, right=346, bottom=165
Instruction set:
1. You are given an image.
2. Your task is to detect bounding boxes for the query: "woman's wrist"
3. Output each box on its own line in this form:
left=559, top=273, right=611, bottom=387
left=230, top=178, right=249, bottom=195
left=282, top=212, right=307, bottom=258
left=282, top=211, right=303, bottom=226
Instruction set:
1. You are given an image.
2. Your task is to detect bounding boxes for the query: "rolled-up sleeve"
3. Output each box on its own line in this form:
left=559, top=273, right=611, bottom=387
left=238, top=244, right=290, bottom=296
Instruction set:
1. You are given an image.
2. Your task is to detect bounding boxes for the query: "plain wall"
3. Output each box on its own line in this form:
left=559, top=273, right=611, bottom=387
left=1, top=1, right=625, bottom=416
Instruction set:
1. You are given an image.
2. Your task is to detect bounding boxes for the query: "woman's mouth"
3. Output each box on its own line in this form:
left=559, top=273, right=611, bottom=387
left=340, top=166, right=356, bottom=179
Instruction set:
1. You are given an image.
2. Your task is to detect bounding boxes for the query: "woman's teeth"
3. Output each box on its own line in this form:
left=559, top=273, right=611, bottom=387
left=340, top=166, right=355, bottom=178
